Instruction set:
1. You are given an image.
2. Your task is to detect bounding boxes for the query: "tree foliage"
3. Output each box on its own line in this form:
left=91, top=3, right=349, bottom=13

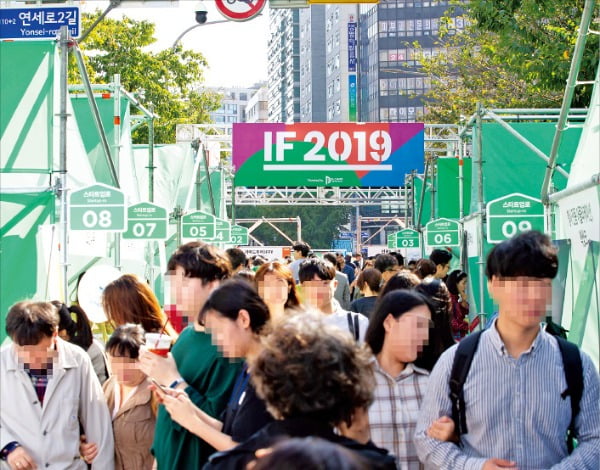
left=69, top=12, right=220, bottom=143
left=235, top=205, right=352, bottom=250
left=419, top=0, right=599, bottom=123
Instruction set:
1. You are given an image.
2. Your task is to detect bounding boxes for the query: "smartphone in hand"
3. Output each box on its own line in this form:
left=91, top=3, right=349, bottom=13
left=150, top=378, right=168, bottom=396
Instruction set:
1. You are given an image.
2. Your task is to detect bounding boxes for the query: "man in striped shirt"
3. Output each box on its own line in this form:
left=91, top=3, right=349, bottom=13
left=414, top=231, right=599, bottom=470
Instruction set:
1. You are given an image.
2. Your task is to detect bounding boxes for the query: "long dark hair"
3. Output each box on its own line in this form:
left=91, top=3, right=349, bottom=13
left=200, top=279, right=270, bottom=334
left=52, top=301, right=93, bottom=350
left=365, top=290, right=433, bottom=355
left=446, top=270, right=468, bottom=296
left=414, top=279, right=455, bottom=370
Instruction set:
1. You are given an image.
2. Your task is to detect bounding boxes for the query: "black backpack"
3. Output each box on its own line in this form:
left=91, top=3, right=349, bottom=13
left=449, top=329, right=584, bottom=453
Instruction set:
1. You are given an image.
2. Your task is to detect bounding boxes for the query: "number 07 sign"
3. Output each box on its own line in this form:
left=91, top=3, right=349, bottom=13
left=233, top=122, right=424, bottom=187
left=70, top=183, right=125, bottom=232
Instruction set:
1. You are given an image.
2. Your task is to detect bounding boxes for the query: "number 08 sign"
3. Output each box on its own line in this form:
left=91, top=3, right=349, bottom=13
left=233, top=123, right=424, bottom=187
left=70, top=183, right=125, bottom=232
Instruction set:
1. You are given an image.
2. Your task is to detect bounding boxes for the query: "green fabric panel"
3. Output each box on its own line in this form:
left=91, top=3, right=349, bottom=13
left=467, top=251, right=495, bottom=320
left=70, top=96, right=128, bottom=185
left=436, top=158, right=472, bottom=219
left=0, top=41, right=54, bottom=173
left=478, top=122, right=581, bottom=205
left=0, top=192, right=54, bottom=343
left=553, top=239, right=572, bottom=324
left=201, top=171, right=223, bottom=219
left=568, top=242, right=599, bottom=347
left=413, top=176, right=431, bottom=227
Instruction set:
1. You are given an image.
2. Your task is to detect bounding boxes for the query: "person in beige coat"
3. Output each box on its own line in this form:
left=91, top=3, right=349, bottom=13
left=81, top=324, right=156, bottom=470
left=0, top=301, right=114, bottom=470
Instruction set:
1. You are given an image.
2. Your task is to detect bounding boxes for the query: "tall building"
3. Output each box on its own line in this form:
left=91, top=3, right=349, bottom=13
left=297, top=3, right=360, bottom=123
left=299, top=5, right=326, bottom=122
left=358, top=0, right=465, bottom=122
left=245, top=86, right=269, bottom=123
left=323, top=3, right=360, bottom=122
left=208, top=86, right=261, bottom=124
left=268, top=8, right=300, bottom=123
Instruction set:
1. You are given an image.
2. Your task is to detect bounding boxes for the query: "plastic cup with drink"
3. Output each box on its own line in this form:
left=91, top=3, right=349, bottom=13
left=145, top=332, right=172, bottom=357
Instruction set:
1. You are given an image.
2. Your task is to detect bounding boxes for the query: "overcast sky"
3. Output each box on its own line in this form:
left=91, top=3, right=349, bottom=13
left=82, top=1, right=269, bottom=88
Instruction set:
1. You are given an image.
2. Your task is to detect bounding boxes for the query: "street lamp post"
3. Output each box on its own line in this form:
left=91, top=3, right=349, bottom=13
left=171, top=19, right=231, bottom=51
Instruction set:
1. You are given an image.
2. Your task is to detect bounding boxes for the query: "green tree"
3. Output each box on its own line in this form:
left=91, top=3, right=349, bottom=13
left=467, top=0, right=598, bottom=103
left=69, top=12, right=220, bottom=143
left=418, top=0, right=598, bottom=123
left=235, top=206, right=352, bottom=250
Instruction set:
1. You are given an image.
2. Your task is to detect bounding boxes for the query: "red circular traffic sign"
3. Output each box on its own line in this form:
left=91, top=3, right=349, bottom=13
left=215, top=0, right=267, bottom=22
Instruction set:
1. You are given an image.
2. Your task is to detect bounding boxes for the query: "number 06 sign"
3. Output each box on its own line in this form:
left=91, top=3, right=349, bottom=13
left=232, top=123, right=424, bottom=187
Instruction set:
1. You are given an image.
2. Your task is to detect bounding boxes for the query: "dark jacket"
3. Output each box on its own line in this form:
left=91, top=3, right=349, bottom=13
left=204, top=416, right=397, bottom=470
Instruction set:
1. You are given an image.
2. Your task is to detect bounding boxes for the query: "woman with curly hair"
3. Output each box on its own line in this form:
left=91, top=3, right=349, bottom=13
left=254, top=261, right=300, bottom=323
left=204, top=312, right=397, bottom=470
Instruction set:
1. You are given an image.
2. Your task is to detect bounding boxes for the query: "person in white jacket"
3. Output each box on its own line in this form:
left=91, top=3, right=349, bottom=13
left=0, top=301, right=114, bottom=470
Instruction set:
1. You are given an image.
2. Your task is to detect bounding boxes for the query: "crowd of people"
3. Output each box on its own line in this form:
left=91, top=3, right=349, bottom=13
left=0, top=231, right=598, bottom=469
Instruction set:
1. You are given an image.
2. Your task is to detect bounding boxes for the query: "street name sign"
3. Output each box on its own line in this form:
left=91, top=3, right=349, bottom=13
left=182, top=211, right=216, bottom=239
left=425, top=218, right=460, bottom=247
left=396, top=229, right=420, bottom=248
left=123, top=202, right=168, bottom=240
left=486, top=193, right=544, bottom=243
left=0, top=6, right=80, bottom=40
left=230, top=225, right=249, bottom=245
left=70, top=184, right=125, bottom=232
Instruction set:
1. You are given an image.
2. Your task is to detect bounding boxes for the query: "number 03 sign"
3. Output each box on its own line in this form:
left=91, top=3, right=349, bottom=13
left=233, top=122, right=424, bottom=187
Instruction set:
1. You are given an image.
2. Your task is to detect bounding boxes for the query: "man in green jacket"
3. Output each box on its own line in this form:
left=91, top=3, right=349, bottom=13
left=140, top=241, right=242, bottom=469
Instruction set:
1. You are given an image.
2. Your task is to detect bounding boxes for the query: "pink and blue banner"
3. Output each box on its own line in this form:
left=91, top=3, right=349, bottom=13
left=233, top=122, right=424, bottom=187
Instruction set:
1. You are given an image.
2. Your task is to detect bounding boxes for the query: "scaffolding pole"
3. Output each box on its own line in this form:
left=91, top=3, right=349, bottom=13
left=113, top=74, right=121, bottom=270
left=58, top=26, right=70, bottom=303
left=541, top=0, right=598, bottom=203
left=72, top=45, right=119, bottom=187
left=476, top=103, right=487, bottom=327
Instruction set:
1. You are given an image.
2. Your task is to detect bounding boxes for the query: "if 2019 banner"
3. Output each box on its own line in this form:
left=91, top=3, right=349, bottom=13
left=232, top=122, right=424, bottom=187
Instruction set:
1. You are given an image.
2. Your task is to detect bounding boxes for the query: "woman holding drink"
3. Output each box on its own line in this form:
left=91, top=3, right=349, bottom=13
left=157, top=280, right=274, bottom=452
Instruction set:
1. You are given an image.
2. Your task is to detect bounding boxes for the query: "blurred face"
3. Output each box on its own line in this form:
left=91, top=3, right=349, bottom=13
left=435, top=263, right=451, bottom=279
left=13, top=334, right=57, bottom=371
left=257, top=273, right=289, bottom=307
left=302, top=274, right=335, bottom=312
left=381, top=268, right=399, bottom=283
left=457, top=277, right=467, bottom=293
left=108, top=353, right=145, bottom=386
left=383, top=305, right=432, bottom=364
left=490, top=276, right=552, bottom=328
left=166, top=265, right=216, bottom=319
left=205, top=309, right=252, bottom=358
left=293, top=250, right=302, bottom=260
